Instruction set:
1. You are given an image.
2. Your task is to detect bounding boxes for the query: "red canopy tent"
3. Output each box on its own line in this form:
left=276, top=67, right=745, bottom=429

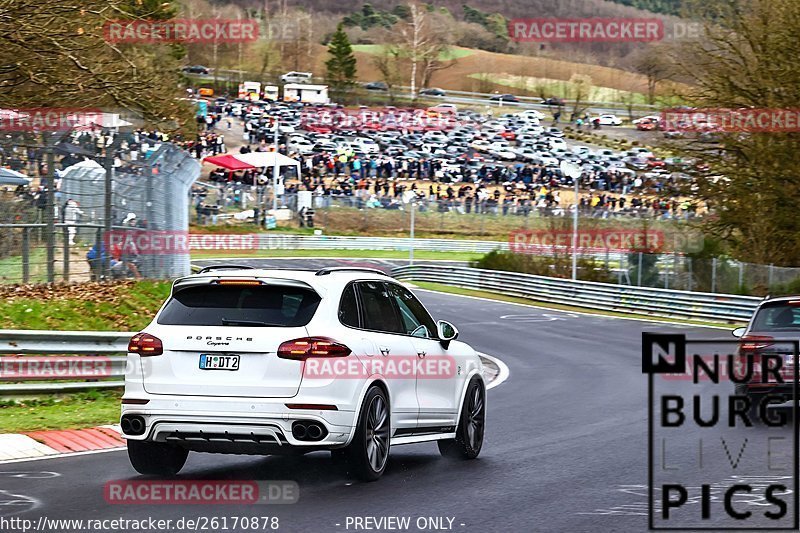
left=202, top=154, right=255, bottom=170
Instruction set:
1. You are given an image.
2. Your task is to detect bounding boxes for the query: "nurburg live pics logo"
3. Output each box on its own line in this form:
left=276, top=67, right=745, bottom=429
left=642, top=332, right=799, bottom=530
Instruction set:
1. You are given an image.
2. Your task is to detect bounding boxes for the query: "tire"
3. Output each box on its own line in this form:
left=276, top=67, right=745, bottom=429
left=127, top=440, right=188, bottom=476
left=439, top=378, right=485, bottom=460
left=345, top=386, right=391, bottom=481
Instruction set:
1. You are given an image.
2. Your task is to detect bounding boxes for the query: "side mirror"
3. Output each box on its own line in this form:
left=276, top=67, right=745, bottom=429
left=732, top=327, right=746, bottom=338
left=437, top=320, right=458, bottom=349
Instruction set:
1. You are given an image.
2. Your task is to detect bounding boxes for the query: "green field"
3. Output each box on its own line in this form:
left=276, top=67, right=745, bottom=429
left=352, top=44, right=474, bottom=61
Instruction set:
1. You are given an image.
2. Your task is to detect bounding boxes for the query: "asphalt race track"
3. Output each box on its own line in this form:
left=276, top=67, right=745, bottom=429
left=0, top=258, right=789, bottom=532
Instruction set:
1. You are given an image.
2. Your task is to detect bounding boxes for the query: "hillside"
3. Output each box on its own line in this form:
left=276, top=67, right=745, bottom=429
left=267, top=0, right=672, bottom=19
left=606, top=0, right=684, bottom=16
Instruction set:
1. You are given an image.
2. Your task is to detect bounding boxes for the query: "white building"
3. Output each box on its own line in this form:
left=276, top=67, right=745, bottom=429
left=283, top=84, right=329, bottom=104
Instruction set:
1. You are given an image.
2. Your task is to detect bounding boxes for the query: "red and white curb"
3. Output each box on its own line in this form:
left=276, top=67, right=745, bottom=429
left=0, top=425, right=124, bottom=462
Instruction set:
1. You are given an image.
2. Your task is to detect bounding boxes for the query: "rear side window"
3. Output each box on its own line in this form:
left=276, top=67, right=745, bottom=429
left=339, top=283, right=360, bottom=328
left=157, top=285, right=321, bottom=327
left=358, top=281, right=404, bottom=334
left=751, top=302, right=800, bottom=331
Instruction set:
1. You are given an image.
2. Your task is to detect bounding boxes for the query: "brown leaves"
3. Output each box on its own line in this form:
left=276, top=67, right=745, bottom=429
left=0, top=280, right=138, bottom=305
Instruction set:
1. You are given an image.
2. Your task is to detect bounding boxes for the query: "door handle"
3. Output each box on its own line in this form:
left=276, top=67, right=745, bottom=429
left=379, top=346, right=390, bottom=356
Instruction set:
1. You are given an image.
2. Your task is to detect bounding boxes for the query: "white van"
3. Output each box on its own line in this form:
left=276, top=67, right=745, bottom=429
left=281, top=71, right=313, bottom=83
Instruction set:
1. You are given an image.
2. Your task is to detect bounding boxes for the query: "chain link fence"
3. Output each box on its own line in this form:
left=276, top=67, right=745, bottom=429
left=0, top=130, right=201, bottom=284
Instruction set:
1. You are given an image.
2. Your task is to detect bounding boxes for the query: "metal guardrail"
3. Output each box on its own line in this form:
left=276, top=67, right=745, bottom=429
left=391, top=265, right=761, bottom=323
left=0, top=331, right=130, bottom=394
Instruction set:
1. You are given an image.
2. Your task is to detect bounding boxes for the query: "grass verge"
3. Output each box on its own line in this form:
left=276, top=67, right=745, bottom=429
left=410, top=280, right=741, bottom=329
left=0, top=390, right=122, bottom=433
left=0, top=280, right=171, bottom=331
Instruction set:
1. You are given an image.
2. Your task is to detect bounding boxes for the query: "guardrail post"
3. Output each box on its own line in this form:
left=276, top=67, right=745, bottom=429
left=768, top=264, right=774, bottom=289
left=711, top=257, right=717, bottom=293
left=738, top=262, right=744, bottom=290
left=22, top=227, right=30, bottom=284
left=637, top=252, right=643, bottom=286
left=673, top=253, right=678, bottom=289
left=62, top=226, right=70, bottom=282
left=688, top=258, right=693, bottom=292
left=664, top=267, right=669, bottom=289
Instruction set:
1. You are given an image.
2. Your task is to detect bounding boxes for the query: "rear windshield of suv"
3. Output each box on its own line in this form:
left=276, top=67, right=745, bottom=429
left=751, top=302, right=800, bottom=331
left=157, top=285, right=321, bottom=327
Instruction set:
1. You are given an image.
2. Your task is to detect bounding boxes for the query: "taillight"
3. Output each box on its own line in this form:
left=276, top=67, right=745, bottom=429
left=739, top=335, right=775, bottom=352
left=277, top=337, right=351, bottom=361
left=128, top=333, right=163, bottom=356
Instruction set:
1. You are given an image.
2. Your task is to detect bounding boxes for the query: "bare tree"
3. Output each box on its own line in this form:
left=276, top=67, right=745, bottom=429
left=632, top=46, right=671, bottom=105
left=372, top=44, right=403, bottom=101
left=0, top=0, right=193, bottom=130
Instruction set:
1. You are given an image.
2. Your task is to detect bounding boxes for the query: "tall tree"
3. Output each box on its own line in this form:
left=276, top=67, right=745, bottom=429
left=668, top=0, right=800, bottom=265
left=0, top=0, right=193, bottom=130
left=325, top=23, right=357, bottom=91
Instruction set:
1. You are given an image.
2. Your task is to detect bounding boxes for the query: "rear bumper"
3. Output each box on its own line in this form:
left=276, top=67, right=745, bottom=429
left=121, top=395, right=357, bottom=450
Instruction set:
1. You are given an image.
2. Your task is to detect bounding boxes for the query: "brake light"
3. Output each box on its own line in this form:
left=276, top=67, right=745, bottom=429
left=216, top=280, right=262, bottom=286
left=277, top=337, right=351, bottom=361
left=739, top=335, right=774, bottom=352
left=128, top=333, right=163, bottom=356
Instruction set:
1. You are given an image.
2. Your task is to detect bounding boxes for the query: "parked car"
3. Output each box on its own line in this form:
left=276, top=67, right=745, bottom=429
left=364, top=81, right=388, bottom=91
left=419, top=88, right=447, bottom=96
left=489, top=94, right=519, bottom=103
left=596, top=114, right=623, bottom=126
left=183, top=65, right=210, bottom=75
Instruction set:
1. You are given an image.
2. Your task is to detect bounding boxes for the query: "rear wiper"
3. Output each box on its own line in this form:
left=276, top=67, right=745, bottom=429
left=221, top=318, right=281, bottom=327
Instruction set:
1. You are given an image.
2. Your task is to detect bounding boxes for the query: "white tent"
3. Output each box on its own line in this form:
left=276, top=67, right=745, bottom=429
left=234, top=152, right=301, bottom=177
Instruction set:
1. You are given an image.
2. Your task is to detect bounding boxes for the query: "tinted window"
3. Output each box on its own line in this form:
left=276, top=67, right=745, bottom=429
left=358, top=281, right=404, bottom=334
left=339, top=283, right=360, bottom=328
left=157, top=285, right=320, bottom=327
left=752, top=302, right=800, bottom=331
left=387, top=283, right=437, bottom=337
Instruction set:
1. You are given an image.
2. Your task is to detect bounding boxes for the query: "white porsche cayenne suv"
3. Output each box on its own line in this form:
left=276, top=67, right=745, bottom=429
left=121, top=266, right=486, bottom=481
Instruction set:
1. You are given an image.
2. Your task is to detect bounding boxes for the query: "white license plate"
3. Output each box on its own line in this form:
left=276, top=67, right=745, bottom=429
left=199, top=354, right=240, bottom=371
